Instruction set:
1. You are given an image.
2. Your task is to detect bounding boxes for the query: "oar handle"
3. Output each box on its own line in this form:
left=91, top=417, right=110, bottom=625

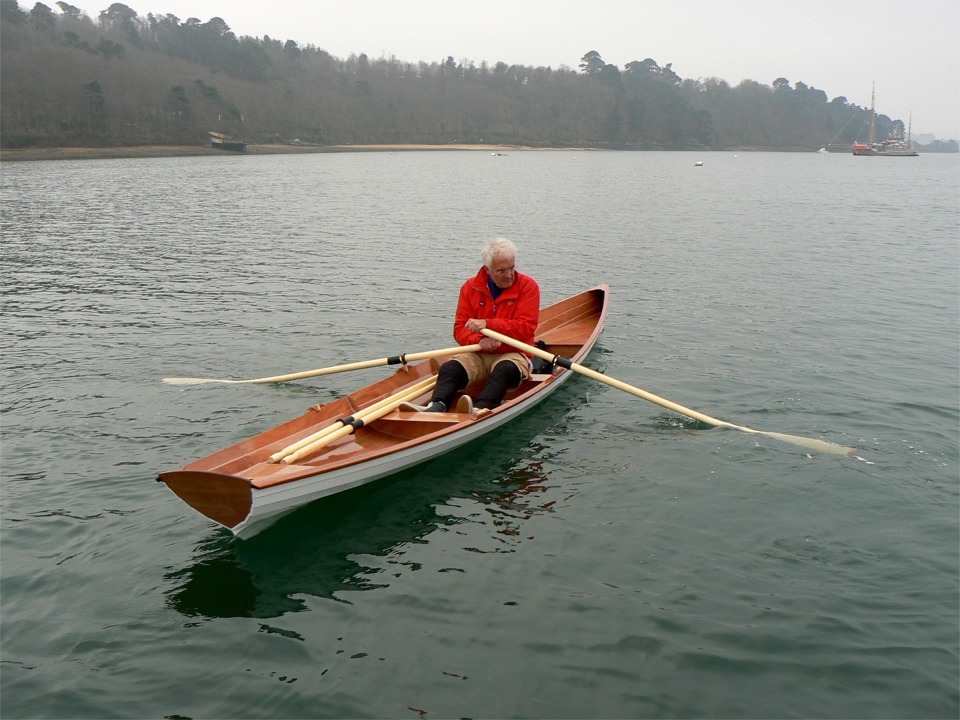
left=403, top=344, right=482, bottom=363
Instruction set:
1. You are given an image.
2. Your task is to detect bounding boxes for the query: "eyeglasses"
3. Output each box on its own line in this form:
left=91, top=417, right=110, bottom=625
left=492, top=265, right=515, bottom=276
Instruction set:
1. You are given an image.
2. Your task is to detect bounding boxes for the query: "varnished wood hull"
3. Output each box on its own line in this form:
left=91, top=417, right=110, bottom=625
left=158, top=285, right=609, bottom=538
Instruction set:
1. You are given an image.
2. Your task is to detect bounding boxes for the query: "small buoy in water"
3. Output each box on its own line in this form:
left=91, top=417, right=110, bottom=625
left=695, top=160, right=703, bottom=166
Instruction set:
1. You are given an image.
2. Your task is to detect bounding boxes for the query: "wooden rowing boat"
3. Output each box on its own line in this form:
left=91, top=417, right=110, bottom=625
left=208, top=130, right=246, bottom=152
left=158, top=285, right=609, bottom=538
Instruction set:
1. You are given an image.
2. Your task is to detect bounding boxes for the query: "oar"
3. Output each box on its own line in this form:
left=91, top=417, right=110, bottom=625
left=161, top=344, right=482, bottom=385
left=481, top=328, right=855, bottom=456
left=269, top=374, right=438, bottom=463
left=280, top=376, right=439, bottom=464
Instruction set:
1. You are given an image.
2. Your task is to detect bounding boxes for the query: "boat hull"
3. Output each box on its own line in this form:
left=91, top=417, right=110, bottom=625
left=159, top=285, right=609, bottom=538
left=853, top=145, right=918, bottom=157
left=209, top=131, right=246, bottom=152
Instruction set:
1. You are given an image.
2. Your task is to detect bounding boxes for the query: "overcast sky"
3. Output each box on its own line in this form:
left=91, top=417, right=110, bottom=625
left=65, top=0, right=960, bottom=139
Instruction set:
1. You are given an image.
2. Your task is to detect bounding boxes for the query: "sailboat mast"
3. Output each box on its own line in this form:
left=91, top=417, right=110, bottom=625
left=868, top=83, right=876, bottom=144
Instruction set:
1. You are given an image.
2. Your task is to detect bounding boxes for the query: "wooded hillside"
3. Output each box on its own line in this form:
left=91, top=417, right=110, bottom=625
left=3, top=1, right=954, bottom=152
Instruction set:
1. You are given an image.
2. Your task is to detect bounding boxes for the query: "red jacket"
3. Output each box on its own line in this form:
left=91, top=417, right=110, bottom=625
left=454, top=267, right=540, bottom=354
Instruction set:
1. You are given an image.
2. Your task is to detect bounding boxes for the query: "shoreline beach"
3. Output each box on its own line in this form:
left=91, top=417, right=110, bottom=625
left=0, top=143, right=570, bottom=162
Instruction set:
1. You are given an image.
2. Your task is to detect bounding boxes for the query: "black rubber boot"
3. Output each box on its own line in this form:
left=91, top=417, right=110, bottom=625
left=475, top=361, right=522, bottom=409
left=429, top=360, right=469, bottom=411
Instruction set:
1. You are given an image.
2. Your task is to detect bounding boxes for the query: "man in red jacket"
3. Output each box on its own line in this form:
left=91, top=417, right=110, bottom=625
left=415, top=237, right=540, bottom=416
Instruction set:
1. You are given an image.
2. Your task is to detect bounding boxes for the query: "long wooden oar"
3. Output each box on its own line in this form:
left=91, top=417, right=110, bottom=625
left=482, top=328, right=855, bottom=456
left=280, top=376, right=439, bottom=464
left=269, top=375, right=438, bottom=463
left=161, top=344, right=482, bottom=385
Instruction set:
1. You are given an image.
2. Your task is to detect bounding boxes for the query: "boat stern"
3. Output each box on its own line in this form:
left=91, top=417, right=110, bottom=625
left=157, top=470, right=253, bottom=531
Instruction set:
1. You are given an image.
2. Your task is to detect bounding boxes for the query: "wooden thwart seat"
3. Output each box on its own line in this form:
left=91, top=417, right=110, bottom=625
left=382, top=411, right=467, bottom=423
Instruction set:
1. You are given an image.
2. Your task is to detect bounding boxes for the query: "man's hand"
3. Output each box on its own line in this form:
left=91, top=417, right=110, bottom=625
left=465, top=318, right=487, bottom=333
left=479, top=337, right=500, bottom=351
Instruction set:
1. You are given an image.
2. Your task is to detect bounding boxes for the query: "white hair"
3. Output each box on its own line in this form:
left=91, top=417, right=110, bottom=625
left=481, top=237, right=517, bottom=268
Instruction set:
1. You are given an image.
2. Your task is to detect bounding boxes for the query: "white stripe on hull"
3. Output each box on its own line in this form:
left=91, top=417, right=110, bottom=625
left=230, top=350, right=592, bottom=538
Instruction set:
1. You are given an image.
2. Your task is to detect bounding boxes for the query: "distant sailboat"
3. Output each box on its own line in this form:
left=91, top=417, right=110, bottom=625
left=852, top=85, right=918, bottom=157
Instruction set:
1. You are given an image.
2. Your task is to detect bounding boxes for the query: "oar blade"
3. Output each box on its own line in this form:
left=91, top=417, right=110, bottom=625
left=754, top=430, right=857, bottom=457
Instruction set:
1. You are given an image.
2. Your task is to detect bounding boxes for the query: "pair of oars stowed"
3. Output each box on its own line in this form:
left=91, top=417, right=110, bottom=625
left=269, top=374, right=438, bottom=464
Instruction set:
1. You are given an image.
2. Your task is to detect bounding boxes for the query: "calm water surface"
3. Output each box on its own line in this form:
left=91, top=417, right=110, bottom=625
left=1, top=150, right=958, bottom=718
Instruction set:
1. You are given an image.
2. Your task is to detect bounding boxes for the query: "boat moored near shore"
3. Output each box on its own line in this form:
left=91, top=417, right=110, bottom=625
left=851, top=86, right=918, bottom=157
left=208, top=131, right=246, bottom=152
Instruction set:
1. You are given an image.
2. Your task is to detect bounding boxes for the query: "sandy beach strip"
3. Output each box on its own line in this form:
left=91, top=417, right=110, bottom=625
left=0, top=143, right=572, bottom=162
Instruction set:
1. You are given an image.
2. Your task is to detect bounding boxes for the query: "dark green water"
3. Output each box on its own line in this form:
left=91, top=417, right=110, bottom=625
left=2, top=151, right=957, bottom=718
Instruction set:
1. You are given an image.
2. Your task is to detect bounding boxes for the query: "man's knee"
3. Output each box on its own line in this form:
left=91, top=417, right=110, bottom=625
left=439, top=359, right=469, bottom=386
left=490, top=360, right=522, bottom=385
left=475, top=360, right=522, bottom=409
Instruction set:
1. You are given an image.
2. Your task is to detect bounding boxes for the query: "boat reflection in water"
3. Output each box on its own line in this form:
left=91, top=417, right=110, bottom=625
left=163, top=389, right=585, bottom=620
